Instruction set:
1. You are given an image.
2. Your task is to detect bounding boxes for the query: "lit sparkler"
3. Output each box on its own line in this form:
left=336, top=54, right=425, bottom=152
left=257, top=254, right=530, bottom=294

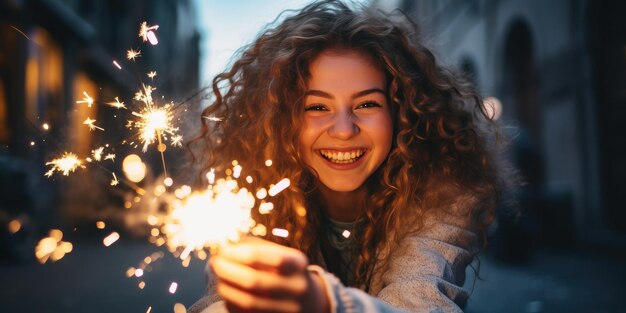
left=127, top=83, right=181, bottom=178
left=147, top=71, right=157, bottom=79
left=45, top=152, right=85, bottom=177
left=156, top=165, right=293, bottom=261
left=162, top=176, right=256, bottom=255
left=129, top=101, right=179, bottom=146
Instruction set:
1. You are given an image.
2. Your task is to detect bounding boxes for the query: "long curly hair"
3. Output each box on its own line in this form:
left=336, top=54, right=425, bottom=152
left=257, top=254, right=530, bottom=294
left=190, top=0, right=505, bottom=289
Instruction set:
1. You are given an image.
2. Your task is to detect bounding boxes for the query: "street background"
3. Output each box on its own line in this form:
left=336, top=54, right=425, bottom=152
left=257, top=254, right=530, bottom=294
left=1, top=0, right=625, bottom=312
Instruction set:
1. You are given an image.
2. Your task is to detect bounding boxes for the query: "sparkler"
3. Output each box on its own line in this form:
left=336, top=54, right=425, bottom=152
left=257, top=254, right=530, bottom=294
left=45, top=152, right=85, bottom=177
left=147, top=71, right=157, bottom=79
left=161, top=175, right=256, bottom=256
left=154, top=164, right=293, bottom=265
left=127, top=83, right=181, bottom=178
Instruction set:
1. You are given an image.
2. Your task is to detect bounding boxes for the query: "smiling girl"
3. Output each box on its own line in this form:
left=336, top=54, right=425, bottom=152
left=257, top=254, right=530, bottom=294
left=189, top=1, right=506, bottom=312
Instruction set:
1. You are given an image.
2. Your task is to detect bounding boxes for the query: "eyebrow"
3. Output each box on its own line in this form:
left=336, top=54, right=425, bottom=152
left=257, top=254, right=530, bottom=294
left=304, top=88, right=387, bottom=100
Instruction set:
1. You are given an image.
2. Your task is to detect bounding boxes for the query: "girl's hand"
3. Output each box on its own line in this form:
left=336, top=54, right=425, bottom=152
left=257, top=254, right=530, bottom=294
left=210, top=237, right=330, bottom=313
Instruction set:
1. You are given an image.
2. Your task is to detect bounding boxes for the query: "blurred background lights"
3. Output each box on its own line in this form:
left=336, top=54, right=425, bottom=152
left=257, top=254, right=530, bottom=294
left=122, top=154, right=146, bottom=183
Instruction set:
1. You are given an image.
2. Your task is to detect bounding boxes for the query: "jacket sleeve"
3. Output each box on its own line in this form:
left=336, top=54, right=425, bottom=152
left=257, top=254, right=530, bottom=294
left=187, top=261, right=223, bottom=313
left=312, top=199, right=481, bottom=313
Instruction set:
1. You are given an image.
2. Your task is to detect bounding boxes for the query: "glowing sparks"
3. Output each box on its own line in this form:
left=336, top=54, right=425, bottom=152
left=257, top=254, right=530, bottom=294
left=134, top=84, right=156, bottom=104
left=268, top=178, right=290, bottom=196
left=35, top=229, right=73, bottom=263
left=76, top=91, right=94, bottom=107
left=129, top=100, right=180, bottom=152
left=272, top=228, right=289, bottom=238
left=162, top=176, right=256, bottom=253
left=42, top=123, right=50, bottom=130
left=206, top=169, right=215, bottom=184
left=106, top=97, right=126, bottom=109
left=127, top=49, right=142, bottom=61
left=147, top=71, right=157, bottom=79
left=255, top=188, right=267, bottom=200
left=168, top=282, right=178, bottom=294
left=342, top=230, right=351, bottom=238
left=171, top=135, right=183, bottom=147
left=103, top=232, right=120, bottom=247
left=139, top=21, right=159, bottom=45
left=45, top=152, right=85, bottom=177
left=202, top=116, right=223, bottom=122
left=104, top=154, right=116, bottom=162
left=96, top=221, right=106, bottom=229
left=10, top=25, right=30, bottom=40
left=111, top=173, right=119, bottom=186
left=259, top=202, right=274, bottom=214
left=92, top=147, right=104, bottom=161
left=83, top=117, right=104, bottom=131
left=113, top=60, right=122, bottom=70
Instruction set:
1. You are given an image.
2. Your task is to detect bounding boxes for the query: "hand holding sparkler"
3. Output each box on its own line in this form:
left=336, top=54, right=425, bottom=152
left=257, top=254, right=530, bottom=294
left=210, top=237, right=330, bottom=313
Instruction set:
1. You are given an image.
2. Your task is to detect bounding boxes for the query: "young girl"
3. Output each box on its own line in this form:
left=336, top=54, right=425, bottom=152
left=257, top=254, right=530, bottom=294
left=189, top=1, right=504, bottom=312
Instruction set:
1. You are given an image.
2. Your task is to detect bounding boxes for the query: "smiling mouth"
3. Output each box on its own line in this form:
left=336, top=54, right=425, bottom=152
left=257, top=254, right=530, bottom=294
left=318, top=149, right=366, bottom=164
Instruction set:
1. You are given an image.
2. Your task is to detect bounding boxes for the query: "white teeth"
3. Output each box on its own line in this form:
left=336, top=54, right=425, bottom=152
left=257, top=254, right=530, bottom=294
left=319, top=149, right=365, bottom=164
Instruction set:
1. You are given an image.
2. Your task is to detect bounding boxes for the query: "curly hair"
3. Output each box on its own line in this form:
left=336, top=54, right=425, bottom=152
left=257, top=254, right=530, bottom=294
left=190, top=0, right=505, bottom=289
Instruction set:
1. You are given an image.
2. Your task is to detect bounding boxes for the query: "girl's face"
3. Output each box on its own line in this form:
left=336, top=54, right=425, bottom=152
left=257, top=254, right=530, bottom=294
left=298, top=49, right=393, bottom=193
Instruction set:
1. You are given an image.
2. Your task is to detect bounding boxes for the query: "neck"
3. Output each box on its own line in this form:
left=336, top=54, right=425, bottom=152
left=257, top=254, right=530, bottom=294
left=318, top=184, right=366, bottom=222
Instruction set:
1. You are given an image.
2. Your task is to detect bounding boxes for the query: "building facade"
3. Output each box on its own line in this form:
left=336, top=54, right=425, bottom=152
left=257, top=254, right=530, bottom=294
left=0, top=0, right=201, bottom=253
left=374, top=0, right=625, bottom=250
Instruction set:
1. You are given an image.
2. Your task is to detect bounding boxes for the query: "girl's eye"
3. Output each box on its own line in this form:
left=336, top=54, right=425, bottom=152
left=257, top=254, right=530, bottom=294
left=304, top=104, right=328, bottom=111
left=356, top=101, right=382, bottom=109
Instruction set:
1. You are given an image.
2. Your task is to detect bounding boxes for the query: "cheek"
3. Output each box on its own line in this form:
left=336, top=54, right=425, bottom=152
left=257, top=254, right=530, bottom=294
left=366, top=113, right=394, bottom=152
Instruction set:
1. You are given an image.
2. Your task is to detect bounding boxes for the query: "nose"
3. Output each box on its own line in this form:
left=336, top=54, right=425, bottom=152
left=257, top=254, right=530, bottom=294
left=328, top=110, right=359, bottom=139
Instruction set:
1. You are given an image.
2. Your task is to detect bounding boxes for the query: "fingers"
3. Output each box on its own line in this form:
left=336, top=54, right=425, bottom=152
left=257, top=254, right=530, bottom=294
left=211, top=238, right=315, bottom=313
left=219, top=238, right=308, bottom=275
left=217, top=281, right=300, bottom=313
left=211, top=254, right=308, bottom=296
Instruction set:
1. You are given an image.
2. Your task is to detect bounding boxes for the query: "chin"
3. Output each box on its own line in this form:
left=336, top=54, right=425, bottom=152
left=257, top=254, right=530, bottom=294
left=320, top=179, right=365, bottom=193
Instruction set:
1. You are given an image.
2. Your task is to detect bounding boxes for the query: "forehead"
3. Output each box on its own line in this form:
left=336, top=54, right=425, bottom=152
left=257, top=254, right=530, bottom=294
left=306, top=49, right=386, bottom=91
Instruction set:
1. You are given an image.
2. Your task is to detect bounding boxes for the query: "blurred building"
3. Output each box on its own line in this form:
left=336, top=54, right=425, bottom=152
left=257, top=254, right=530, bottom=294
left=0, top=0, right=200, bottom=257
left=374, top=0, right=625, bottom=253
